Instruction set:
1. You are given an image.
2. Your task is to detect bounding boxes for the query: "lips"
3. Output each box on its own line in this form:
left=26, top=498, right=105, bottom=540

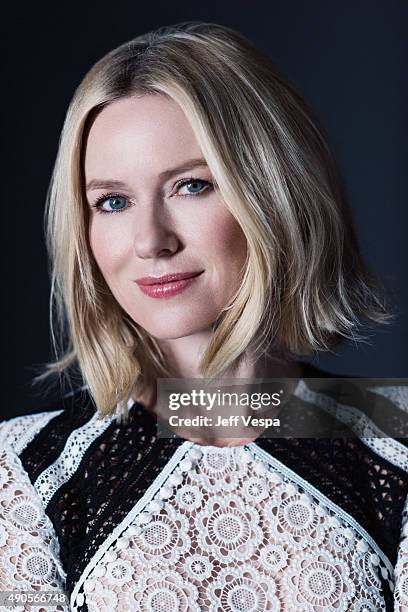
left=135, top=271, right=203, bottom=286
left=134, top=271, right=204, bottom=299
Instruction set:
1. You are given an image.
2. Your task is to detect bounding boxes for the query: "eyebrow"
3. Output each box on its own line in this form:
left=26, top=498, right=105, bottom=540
left=85, top=157, right=208, bottom=192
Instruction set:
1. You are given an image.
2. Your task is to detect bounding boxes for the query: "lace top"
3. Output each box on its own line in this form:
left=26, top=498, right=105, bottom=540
left=1, top=365, right=407, bottom=611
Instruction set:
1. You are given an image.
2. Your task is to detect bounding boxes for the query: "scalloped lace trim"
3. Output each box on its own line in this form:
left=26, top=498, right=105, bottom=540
left=368, top=385, right=408, bottom=414
left=33, top=410, right=118, bottom=508
left=0, top=410, right=63, bottom=455
left=295, top=380, right=408, bottom=473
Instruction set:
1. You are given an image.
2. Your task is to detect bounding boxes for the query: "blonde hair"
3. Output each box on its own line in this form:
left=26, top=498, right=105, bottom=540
left=33, top=21, right=395, bottom=418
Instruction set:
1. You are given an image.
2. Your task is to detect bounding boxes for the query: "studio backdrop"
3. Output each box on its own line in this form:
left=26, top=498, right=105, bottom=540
left=5, top=0, right=407, bottom=419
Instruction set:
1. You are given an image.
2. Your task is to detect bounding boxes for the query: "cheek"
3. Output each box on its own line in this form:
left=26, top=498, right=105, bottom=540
left=200, top=211, right=247, bottom=269
left=88, top=218, right=131, bottom=276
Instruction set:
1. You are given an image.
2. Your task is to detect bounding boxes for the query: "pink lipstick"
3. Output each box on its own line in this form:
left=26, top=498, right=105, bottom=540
left=135, top=271, right=204, bottom=299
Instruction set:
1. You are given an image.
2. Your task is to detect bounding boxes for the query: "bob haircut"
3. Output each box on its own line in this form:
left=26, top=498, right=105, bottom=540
left=34, top=21, right=394, bottom=418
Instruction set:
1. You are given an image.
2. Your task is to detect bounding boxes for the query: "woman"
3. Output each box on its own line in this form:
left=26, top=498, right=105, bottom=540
left=1, top=21, right=407, bottom=611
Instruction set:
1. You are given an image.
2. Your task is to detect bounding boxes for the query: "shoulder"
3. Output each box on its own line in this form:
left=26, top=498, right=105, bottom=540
left=299, top=361, right=408, bottom=462
left=301, top=360, right=408, bottom=399
left=0, top=440, right=68, bottom=592
left=0, top=409, right=64, bottom=456
left=300, top=360, right=353, bottom=378
left=0, top=386, right=98, bottom=456
left=0, top=386, right=128, bottom=515
left=0, top=391, right=80, bottom=590
left=300, top=360, right=408, bottom=420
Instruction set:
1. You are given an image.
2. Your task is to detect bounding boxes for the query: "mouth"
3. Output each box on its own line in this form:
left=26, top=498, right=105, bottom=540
left=135, top=271, right=204, bottom=286
left=134, top=271, right=204, bottom=299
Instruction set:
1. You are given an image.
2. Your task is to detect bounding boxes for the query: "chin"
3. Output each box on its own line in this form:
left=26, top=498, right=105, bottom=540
left=147, top=327, right=204, bottom=341
left=141, top=319, right=215, bottom=341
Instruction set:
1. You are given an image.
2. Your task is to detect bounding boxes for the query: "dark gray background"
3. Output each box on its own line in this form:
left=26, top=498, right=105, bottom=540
left=4, top=0, right=407, bottom=419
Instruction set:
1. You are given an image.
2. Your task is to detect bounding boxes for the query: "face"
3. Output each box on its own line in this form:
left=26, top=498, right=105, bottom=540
left=84, top=94, right=247, bottom=340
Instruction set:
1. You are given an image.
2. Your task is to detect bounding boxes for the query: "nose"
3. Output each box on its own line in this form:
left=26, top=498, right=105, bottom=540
left=133, top=204, right=179, bottom=259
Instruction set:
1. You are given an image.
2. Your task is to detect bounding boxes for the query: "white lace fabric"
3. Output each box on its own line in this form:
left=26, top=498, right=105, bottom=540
left=70, top=443, right=401, bottom=611
left=0, top=411, right=63, bottom=456
left=0, top=444, right=68, bottom=612
left=1, top=384, right=408, bottom=611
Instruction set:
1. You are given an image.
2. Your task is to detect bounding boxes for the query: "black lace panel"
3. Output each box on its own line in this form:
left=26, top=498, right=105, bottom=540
left=42, top=403, right=184, bottom=596
left=20, top=389, right=97, bottom=482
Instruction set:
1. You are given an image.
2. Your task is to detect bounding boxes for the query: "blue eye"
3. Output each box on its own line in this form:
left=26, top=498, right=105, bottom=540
left=177, top=179, right=210, bottom=196
left=106, top=196, right=127, bottom=210
left=92, top=194, right=128, bottom=213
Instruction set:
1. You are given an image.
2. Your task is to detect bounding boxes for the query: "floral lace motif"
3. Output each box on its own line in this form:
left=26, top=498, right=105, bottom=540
left=72, top=444, right=392, bottom=611
left=0, top=444, right=68, bottom=611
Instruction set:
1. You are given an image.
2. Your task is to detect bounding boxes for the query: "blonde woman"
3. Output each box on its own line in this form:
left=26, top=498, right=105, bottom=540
left=1, top=21, right=407, bottom=611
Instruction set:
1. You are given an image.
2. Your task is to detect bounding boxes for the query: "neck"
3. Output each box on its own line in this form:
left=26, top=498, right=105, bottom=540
left=135, top=332, right=304, bottom=447
left=157, top=329, right=302, bottom=381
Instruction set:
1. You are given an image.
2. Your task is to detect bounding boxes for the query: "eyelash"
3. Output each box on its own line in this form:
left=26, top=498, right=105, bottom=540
left=90, top=177, right=214, bottom=215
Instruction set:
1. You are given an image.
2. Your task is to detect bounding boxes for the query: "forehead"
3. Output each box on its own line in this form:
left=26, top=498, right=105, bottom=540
left=84, top=94, right=202, bottom=178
